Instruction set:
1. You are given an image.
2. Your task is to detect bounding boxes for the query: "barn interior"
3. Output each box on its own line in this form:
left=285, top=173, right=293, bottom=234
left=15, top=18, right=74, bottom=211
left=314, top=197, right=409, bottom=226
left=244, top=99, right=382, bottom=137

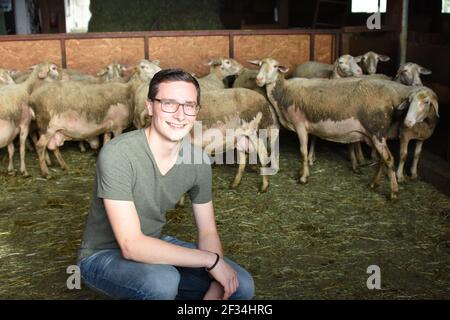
left=0, top=0, right=449, bottom=300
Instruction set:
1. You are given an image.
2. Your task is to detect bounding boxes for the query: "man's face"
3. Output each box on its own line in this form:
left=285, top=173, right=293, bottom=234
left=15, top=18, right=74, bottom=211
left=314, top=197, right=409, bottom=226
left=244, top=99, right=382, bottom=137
left=147, top=81, right=198, bottom=143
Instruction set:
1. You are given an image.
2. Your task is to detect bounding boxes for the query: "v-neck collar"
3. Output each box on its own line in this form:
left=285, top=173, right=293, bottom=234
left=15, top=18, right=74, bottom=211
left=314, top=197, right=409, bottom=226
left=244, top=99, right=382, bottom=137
left=141, top=128, right=184, bottom=177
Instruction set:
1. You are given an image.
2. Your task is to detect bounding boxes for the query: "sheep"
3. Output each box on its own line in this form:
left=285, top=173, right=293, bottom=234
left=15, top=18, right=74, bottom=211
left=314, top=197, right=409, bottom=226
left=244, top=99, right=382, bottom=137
left=359, top=51, right=390, bottom=75
left=0, top=62, right=60, bottom=176
left=130, top=59, right=162, bottom=128
left=391, top=63, right=436, bottom=182
left=12, top=63, right=126, bottom=84
left=232, top=68, right=267, bottom=97
left=196, top=58, right=243, bottom=92
left=292, top=54, right=363, bottom=80
left=30, top=60, right=161, bottom=178
left=395, top=62, right=432, bottom=87
left=0, top=69, right=15, bottom=86
left=251, top=58, right=438, bottom=199
left=191, top=87, right=279, bottom=192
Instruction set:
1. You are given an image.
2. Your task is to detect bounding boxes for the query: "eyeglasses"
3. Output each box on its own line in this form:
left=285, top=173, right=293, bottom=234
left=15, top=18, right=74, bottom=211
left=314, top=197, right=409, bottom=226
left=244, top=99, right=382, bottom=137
left=153, top=98, right=200, bottom=116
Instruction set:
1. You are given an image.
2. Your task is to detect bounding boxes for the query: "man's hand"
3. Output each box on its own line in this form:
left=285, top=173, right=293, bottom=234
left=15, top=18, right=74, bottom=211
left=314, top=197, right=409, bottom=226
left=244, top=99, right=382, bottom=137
left=208, top=257, right=239, bottom=300
left=203, top=281, right=224, bottom=300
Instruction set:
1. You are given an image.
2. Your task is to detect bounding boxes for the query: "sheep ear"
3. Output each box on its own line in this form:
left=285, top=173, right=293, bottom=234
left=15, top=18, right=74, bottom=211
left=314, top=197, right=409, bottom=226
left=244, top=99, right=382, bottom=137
left=96, top=68, right=108, bottom=76
left=278, top=65, right=289, bottom=73
left=397, top=100, right=409, bottom=111
left=419, top=66, right=432, bottom=75
left=207, top=59, right=221, bottom=67
left=378, top=55, right=390, bottom=62
left=354, top=55, right=362, bottom=63
left=430, top=98, right=439, bottom=117
left=248, top=60, right=262, bottom=66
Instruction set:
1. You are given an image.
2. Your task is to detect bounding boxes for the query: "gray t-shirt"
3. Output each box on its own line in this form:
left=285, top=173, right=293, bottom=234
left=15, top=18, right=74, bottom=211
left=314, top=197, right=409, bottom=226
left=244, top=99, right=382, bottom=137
left=78, top=129, right=212, bottom=261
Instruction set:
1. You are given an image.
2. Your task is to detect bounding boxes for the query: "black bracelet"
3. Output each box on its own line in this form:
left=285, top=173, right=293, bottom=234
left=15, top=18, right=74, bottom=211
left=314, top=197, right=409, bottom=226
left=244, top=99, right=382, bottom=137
left=206, top=253, right=220, bottom=272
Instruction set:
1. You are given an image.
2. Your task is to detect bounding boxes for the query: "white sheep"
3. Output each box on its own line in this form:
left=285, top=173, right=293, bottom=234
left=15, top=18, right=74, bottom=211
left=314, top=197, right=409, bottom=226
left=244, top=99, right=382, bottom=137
left=0, top=62, right=60, bottom=176
left=197, top=58, right=243, bottom=92
left=251, top=58, right=438, bottom=199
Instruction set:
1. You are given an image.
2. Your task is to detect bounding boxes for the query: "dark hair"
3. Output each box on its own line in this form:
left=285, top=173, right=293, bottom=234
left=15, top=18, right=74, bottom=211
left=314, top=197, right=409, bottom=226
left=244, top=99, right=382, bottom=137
left=148, top=68, right=201, bottom=105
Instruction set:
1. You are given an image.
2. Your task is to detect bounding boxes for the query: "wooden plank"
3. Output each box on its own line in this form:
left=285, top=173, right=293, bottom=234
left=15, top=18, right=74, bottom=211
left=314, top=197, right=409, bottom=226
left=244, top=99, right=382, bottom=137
left=0, top=40, right=62, bottom=70
left=149, top=36, right=229, bottom=77
left=234, top=34, right=310, bottom=74
left=314, top=34, right=333, bottom=63
left=65, top=38, right=145, bottom=74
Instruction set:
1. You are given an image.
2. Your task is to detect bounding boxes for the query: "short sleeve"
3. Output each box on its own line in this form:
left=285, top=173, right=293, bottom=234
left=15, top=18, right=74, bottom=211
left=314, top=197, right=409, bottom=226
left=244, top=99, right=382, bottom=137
left=188, top=163, right=212, bottom=204
left=96, top=144, right=134, bottom=201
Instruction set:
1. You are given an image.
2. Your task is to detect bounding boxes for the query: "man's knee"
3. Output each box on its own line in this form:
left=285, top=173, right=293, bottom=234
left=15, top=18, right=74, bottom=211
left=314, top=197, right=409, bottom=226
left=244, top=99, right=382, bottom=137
left=138, top=266, right=181, bottom=300
left=232, top=268, right=255, bottom=300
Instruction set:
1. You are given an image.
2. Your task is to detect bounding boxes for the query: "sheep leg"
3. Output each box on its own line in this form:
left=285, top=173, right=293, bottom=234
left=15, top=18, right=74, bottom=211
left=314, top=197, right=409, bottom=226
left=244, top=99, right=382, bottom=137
left=31, top=132, right=51, bottom=166
left=296, top=125, right=309, bottom=184
left=176, top=193, right=186, bottom=208
left=396, top=134, right=411, bottom=183
left=369, top=158, right=384, bottom=189
left=79, top=141, right=87, bottom=153
left=103, top=133, right=112, bottom=145
left=371, top=137, right=398, bottom=200
left=349, top=143, right=361, bottom=174
left=355, top=142, right=366, bottom=165
left=31, top=132, right=52, bottom=166
left=230, top=151, right=246, bottom=189
left=36, top=131, right=55, bottom=178
left=410, top=140, right=423, bottom=180
left=308, top=136, right=316, bottom=166
left=7, top=142, right=15, bottom=175
left=53, top=148, right=68, bottom=171
left=19, top=124, right=30, bottom=176
left=267, top=126, right=280, bottom=175
left=255, top=136, right=270, bottom=193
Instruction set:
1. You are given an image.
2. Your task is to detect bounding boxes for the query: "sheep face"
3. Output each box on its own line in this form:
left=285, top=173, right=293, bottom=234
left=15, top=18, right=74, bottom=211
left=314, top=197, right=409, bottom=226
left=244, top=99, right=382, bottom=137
left=396, top=63, right=431, bottom=86
left=208, top=58, right=243, bottom=78
left=0, top=69, right=14, bottom=85
left=358, top=51, right=390, bottom=75
left=96, top=63, right=123, bottom=81
left=252, top=58, right=288, bottom=87
left=403, top=89, right=439, bottom=128
left=335, top=54, right=363, bottom=77
left=138, top=59, right=162, bottom=80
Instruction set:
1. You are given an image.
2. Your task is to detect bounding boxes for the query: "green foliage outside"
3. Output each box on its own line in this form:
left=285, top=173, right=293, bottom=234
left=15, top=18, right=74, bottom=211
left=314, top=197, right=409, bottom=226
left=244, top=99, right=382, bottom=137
left=88, top=0, right=224, bottom=32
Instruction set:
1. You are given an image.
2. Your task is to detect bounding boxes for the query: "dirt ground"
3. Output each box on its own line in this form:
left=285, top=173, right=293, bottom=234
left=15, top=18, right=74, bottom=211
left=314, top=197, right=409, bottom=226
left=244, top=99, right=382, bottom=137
left=0, top=131, right=449, bottom=299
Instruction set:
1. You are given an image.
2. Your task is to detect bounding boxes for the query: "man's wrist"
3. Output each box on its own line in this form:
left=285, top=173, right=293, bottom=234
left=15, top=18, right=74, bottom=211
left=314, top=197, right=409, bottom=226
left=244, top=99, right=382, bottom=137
left=205, top=252, right=220, bottom=271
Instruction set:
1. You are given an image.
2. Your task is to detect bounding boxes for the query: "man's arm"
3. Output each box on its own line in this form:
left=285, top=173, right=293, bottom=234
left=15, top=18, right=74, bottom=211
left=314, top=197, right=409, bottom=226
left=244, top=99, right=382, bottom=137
left=192, top=201, right=239, bottom=299
left=104, top=199, right=218, bottom=269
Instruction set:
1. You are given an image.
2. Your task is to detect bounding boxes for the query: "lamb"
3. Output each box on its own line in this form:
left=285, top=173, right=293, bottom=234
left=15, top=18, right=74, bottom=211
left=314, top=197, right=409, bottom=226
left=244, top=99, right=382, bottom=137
left=30, top=60, right=161, bottom=177
left=251, top=58, right=438, bottom=199
left=196, top=58, right=243, bottom=92
left=192, top=88, right=279, bottom=192
left=0, top=62, right=60, bottom=176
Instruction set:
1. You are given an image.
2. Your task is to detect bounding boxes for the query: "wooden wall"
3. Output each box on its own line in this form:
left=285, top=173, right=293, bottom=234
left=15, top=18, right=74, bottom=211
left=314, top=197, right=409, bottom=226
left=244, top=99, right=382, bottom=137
left=0, top=30, right=338, bottom=76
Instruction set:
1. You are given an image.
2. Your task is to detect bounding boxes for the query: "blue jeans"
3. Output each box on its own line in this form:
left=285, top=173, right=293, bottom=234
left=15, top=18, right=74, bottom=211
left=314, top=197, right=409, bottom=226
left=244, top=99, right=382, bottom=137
left=78, top=235, right=255, bottom=300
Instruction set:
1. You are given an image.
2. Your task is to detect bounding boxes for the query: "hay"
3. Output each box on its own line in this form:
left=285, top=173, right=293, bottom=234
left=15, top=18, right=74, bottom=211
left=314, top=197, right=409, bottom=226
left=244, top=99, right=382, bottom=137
left=0, top=131, right=449, bottom=299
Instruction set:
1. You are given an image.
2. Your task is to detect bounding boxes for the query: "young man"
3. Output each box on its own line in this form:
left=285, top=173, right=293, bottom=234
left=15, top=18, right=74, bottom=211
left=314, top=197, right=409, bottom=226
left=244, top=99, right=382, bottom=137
left=77, top=69, right=254, bottom=300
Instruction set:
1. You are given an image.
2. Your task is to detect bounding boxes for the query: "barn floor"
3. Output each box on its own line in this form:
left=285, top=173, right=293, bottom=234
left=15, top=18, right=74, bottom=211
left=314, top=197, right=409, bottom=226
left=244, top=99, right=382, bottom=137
left=0, top=130, right=449, bottom=299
